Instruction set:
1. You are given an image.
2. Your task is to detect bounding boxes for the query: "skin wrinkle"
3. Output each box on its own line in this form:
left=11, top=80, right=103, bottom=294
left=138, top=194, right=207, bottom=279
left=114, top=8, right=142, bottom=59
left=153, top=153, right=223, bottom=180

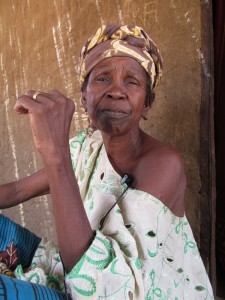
left=82, top=70, right=153, bottom=107
left=82, top=57, right=149, bottom=137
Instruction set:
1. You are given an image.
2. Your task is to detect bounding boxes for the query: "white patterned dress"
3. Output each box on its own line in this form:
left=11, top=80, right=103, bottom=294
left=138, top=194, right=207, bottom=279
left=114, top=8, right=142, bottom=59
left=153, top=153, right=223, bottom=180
left=14, top=130, right=214, bottom=299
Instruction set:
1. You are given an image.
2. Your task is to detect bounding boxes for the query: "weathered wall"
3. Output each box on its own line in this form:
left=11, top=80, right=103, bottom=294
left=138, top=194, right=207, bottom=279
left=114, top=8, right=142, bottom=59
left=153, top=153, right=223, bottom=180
left=0, top=0, right=202, bottom=244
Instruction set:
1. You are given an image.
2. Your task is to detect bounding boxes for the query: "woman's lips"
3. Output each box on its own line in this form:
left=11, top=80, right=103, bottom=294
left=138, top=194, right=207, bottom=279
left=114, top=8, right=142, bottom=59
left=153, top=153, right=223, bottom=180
left=101, top=108, right=130, bottom=117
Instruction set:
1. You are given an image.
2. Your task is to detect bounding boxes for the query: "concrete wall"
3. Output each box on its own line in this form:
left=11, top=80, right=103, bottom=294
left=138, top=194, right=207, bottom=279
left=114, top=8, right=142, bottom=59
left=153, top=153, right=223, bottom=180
left=0, top=0, right=203, bottom=244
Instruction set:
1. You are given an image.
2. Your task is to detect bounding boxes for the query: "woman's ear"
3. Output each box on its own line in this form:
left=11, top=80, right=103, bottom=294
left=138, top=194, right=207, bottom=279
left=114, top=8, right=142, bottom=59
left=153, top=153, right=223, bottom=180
left=142, top=105, right=150, bottom=120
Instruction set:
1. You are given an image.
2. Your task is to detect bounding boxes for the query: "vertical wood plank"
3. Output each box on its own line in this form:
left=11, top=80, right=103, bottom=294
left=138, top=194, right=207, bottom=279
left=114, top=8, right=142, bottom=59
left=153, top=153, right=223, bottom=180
left=200, top=0, right=216, bottom=290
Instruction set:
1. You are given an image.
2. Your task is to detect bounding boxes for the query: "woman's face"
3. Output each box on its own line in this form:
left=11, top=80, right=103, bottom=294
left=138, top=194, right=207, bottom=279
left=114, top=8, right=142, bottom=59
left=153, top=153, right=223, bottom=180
left=82, top=56, right=149, bottom=135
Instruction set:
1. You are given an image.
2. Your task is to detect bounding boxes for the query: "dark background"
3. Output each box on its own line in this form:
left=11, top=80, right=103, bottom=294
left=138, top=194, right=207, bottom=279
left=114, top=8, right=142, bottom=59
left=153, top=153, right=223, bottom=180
left=213, top=0, right=225, bottom=298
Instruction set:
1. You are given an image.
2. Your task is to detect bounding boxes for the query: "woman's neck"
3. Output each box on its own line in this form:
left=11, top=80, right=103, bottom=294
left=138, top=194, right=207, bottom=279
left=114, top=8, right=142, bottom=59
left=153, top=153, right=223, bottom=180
left=101, top=128, right=144, bottom=175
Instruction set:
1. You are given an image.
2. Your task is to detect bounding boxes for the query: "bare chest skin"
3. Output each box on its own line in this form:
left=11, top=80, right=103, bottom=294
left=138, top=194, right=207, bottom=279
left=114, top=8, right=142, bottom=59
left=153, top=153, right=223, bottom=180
left=104, top=130, right=186, bottom=217
left=106, top=131, right=162, bottom=189
left=82, top=57, right=149, bottom=136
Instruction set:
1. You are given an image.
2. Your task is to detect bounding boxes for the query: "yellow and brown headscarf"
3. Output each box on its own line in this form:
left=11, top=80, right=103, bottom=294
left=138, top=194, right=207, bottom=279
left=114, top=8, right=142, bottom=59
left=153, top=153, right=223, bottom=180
left=79, top=24, right=163, bottom=89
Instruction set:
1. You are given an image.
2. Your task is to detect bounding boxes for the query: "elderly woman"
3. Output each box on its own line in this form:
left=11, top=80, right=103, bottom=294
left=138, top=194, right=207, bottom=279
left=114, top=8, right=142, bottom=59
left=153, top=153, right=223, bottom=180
left=0, top=25, right=213, bottom=299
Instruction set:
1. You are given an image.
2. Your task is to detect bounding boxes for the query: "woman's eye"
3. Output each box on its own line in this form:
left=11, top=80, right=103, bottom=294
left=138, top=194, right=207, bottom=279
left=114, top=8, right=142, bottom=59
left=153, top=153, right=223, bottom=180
left=124, top=77, right=139, bottom=85
left=126, top=80, right=138, bottom=85
left=96, top=77, right=108, bottom=82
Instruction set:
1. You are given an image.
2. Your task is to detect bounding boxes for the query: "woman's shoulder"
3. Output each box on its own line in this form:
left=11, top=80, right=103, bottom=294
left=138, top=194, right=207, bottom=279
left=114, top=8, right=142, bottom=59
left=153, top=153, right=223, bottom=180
left=140, top=132, right=186, bottom=174
left=136, top=134, right=187, bottom=217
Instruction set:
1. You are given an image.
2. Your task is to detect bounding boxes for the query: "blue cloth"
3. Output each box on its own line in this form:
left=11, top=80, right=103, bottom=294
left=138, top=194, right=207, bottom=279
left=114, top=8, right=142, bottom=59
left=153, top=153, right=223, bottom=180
left=0, top=214, right=41, bottom=268
left=0, top=214, right=69, bottom=300
left=0, top=274, right=69, bottom=299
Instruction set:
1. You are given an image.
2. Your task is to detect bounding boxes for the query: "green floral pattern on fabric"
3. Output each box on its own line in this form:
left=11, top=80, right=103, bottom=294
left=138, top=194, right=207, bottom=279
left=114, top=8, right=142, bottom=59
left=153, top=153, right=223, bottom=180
left=66, top=233, right=114, bottom=297
left=67, top=130, right=213, bottom=299
left=14, top=130, right=214, bottom=299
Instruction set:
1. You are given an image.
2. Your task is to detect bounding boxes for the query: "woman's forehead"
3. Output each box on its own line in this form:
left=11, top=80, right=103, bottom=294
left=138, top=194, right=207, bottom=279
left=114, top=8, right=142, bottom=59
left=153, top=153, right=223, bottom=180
left=90, top=56, right=147, bottom=76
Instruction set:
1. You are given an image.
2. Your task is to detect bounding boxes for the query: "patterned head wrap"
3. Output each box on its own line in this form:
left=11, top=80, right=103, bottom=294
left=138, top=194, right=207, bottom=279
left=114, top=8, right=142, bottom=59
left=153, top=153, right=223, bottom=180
left=79, top=24, right=163, bottom=89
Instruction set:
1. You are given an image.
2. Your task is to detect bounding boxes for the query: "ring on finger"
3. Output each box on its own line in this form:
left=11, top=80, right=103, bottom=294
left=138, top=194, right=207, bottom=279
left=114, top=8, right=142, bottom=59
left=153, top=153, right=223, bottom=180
left=33, top=91, right=43, bottom=101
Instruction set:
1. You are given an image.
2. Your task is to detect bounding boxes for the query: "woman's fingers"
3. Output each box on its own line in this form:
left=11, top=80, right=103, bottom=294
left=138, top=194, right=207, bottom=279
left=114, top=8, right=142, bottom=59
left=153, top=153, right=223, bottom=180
left=14, top=90, right=60, bottom=114
left=14, top=90, right=76, bottom=157
left=27, top=90, right=55, bottom=104
left=14, top=90, right=47, bottom=115
left=14, top=95, right=38, bottom=114
left=14, top=90, right=75, bottom=116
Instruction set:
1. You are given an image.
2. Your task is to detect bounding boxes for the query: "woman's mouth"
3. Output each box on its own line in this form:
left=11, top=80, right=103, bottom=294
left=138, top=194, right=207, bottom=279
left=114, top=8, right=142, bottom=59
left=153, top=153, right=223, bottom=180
left=101, top=108, right=129, bottom=117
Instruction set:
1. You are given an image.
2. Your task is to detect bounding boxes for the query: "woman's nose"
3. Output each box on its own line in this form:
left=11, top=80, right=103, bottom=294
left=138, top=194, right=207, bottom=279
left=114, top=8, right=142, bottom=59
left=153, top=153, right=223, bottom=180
left=106, top=81, right=126, bottom=100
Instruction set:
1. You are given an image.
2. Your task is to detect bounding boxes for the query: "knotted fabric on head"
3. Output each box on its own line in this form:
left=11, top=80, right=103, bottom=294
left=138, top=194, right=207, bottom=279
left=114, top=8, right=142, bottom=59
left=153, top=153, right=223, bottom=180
left=79, top=24, right=163, bottom=89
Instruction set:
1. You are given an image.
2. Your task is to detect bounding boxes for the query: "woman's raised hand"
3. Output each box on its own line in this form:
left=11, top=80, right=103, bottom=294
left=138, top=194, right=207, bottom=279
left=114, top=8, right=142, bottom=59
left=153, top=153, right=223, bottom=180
left=14, top=90, right=75, bottom=163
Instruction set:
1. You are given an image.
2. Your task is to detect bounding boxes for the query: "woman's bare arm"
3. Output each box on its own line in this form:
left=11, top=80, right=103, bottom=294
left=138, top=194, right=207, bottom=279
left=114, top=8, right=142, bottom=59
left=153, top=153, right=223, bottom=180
left=0, top=168, right=49, bottom=209
left=14, top=90, right=94, bottom=273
